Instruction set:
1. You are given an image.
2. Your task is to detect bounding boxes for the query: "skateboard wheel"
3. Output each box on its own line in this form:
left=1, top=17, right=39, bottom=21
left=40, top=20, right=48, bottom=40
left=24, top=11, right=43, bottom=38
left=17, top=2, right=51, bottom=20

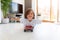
left=24, top=29, right=26, bottom=32
left=31, top=30, right=33, bottom=32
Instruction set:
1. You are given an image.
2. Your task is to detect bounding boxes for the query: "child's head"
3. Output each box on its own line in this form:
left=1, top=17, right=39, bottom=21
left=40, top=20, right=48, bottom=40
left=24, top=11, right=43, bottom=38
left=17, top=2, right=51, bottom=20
left=24, top=8, right=35, bottom=21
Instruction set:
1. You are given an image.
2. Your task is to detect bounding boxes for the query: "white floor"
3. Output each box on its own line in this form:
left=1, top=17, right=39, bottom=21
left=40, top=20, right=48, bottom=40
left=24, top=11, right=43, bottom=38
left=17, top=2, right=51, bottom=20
left=0, top=22, right=60, bottom=40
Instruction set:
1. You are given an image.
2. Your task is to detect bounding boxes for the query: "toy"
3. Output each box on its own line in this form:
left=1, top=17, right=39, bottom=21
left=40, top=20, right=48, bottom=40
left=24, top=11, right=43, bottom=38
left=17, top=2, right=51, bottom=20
left=24, top=25, right=33, bottom=32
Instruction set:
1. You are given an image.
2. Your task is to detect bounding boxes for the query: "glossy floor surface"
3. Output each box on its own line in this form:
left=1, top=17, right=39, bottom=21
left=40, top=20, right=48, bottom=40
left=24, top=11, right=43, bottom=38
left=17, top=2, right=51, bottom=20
left=0, top=22, right=60, bottom=40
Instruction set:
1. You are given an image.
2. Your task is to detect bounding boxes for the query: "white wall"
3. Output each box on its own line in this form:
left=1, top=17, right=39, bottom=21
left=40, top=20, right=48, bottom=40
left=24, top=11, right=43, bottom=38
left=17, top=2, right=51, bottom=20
left=12, top=0, right=24, bottom=4
left=0, top=2, right=1, bottom=23
left=0, top=4, right=3, bottom=23
left=0, top=3, right=1, bottom=23
left=32, top=0, right=37, bottom=19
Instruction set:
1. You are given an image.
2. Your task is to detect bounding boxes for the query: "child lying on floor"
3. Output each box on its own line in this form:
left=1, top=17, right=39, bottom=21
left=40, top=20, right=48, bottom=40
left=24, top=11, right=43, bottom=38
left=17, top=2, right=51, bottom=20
left=20, top=8, right=41, bottom=27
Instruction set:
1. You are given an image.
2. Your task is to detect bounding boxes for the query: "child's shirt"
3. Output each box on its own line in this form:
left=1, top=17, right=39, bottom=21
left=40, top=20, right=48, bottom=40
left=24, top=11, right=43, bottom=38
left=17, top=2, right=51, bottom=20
left=20, top=19, right=41, bottom=27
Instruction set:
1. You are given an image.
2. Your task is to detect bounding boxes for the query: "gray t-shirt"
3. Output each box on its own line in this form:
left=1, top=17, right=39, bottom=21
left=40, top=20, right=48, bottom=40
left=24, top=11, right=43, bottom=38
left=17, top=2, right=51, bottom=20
left=20, top=19, right=41, bottom=27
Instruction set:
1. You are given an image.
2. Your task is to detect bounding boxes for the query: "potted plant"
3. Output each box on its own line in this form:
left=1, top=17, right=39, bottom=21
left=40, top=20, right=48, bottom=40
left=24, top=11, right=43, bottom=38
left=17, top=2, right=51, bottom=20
left=1, top=0, right=11, bottom=23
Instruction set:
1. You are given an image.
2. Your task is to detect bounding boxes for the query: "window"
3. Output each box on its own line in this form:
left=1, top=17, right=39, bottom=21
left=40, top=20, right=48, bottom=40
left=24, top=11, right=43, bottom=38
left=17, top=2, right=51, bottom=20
left=37, top=0, right=60, bottom=22
left=38, top=0, right=50, bottom=21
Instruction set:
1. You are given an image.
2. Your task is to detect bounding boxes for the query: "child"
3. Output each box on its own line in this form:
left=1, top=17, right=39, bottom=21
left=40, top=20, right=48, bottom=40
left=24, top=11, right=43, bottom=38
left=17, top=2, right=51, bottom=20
left=20, top=8, right=40, bottom=27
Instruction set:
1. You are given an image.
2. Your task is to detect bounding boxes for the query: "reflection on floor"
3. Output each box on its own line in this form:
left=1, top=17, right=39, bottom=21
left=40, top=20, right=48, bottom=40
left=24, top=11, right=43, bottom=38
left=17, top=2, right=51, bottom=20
left=0, top=22, right=60, bottom=40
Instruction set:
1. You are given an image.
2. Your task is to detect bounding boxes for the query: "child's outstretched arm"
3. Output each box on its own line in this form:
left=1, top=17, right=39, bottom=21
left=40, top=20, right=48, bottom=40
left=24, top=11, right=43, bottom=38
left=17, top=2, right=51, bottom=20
left=35, top=19, right=41, bottom=24
left=20, top=18, right=25, bottom=23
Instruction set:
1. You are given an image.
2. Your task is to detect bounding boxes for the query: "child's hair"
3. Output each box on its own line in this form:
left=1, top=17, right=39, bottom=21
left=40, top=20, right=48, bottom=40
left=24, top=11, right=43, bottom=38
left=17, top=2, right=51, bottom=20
left=24, top=8, right=35, bottom=19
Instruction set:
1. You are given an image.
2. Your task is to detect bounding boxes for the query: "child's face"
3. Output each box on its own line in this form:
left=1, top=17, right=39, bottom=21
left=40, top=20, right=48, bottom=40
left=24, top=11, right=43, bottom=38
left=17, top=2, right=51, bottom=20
left=27, top=11, right=34, bottom=21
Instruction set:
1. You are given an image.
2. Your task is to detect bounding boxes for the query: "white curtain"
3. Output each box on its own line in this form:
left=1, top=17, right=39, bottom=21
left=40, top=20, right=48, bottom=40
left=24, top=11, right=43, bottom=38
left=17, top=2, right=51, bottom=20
left=32, top=0, right=37, bottom=19
left=59, top=0, right=60, bottom=22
